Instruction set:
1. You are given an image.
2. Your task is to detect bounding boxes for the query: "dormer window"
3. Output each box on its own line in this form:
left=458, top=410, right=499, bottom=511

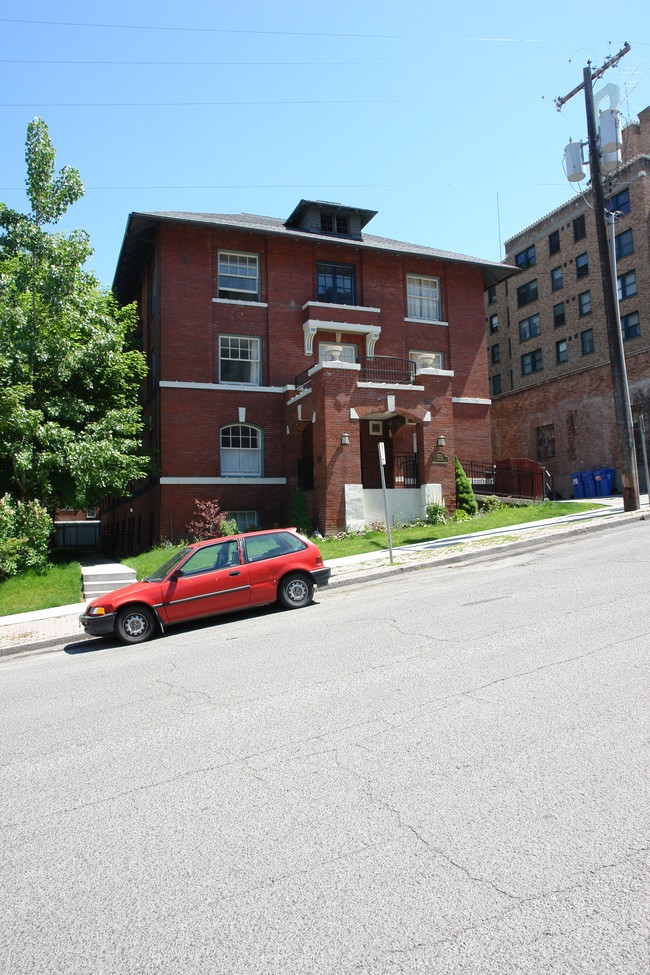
left=320, top=214, right=349, bottom=235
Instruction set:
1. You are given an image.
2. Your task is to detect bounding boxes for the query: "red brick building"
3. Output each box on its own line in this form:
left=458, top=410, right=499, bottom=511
left=107, top=200, right=512, bottom=550
left=486, top=107, right=650, bottom=498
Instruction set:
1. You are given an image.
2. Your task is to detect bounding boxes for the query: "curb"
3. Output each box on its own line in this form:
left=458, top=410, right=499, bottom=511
left=1, top=510, right=645, bottom=660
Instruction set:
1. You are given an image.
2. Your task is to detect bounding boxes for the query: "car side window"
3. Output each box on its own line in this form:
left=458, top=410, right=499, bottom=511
left=244, top=531, right=306, bottom=563
left=181, top=541, right=240, bottom=575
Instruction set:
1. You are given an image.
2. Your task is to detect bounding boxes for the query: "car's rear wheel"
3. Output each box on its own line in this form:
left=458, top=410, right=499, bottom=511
left=278, top=573, right=313, bottom=609
left=115, top=605, right=156, bottom=644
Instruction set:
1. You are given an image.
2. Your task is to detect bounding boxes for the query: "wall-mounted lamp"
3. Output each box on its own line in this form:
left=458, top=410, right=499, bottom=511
left=341, top=433, right=350, bottom=446
left=437, top=435, right=446, bottom=448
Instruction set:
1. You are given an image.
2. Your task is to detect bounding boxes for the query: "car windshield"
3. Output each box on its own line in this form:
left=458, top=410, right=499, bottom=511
left=144, top=547, right=192, bottom=582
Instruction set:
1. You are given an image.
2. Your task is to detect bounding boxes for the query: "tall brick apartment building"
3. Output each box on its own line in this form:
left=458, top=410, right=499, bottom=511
left=486, top=107, right=650, bottom=498
left=108, top=200, right=512, bottom=550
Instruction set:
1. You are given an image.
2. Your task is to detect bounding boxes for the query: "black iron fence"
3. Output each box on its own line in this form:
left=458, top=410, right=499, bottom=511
left=460, top=460, right=553, bottom=502
left=362, top=452, right=420, bottom=489
left=294, top=367, right=312, bottom=392
left=359, top=356, right=415, bottom=385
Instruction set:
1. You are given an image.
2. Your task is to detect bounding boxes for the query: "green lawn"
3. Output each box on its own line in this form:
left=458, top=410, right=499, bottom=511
left=0, top=500, right=604, bottom=617
left=314, top=500, right=602, bottom=560
left=0, top=556, right=82, bottom=617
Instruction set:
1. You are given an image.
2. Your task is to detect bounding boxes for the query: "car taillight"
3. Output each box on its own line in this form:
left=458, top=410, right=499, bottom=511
left=315, top=554, right=324, bottom=565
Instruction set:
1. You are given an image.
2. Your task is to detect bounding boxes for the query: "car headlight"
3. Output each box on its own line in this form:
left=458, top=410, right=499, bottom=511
left=86, top=606, right=106, bottom=616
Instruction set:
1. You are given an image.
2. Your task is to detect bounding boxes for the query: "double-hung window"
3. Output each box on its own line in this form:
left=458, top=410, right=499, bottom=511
left=617, top=270, right=637, bottom=300
left=491, top=344, right=500, bottom=364
left=220, top=424, right=262, bottom=476
left=615, top=229, right=634, bottom=259
left=581, top=329, right=594, bottom=355
left=576, top=253, right=589, bottom=279
left=621, top=312, right=640, bottom=340
left=219, top=335, right=260, bottom=385
left=218, top=251, right=260, bottom=301
left=573, top=214, right=586, bottom=241
left=517, top=279, right=538, bottom=308
left=515, top=245, right=536, bottom=270
left=556, top=339, right=568, bottom=364
left=489, top=313, right=498, bottom=333
left=548, top=230, right=560, bottom=255
left=317, top=262, right=356, bottom=304
left=406, top=274, right=441, bottom=321
left=553, top=302, right=565, bottom=327
left=606, top=187, right=631, bottom=215
left=551, top=267, right=563, bottom=291
left=578, top=291, right=591, bottom=317
left=519, top=313, right=540, bottom=343
left=521, top=349, right=543, bottom=375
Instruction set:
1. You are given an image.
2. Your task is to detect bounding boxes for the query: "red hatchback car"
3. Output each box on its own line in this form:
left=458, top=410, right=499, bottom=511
left=80, top=528, right=331, bottom=645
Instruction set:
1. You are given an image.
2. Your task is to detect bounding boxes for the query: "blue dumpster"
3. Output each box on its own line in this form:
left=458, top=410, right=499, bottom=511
left=581, top=471, right=597, bottom=498
left=571, top=473, right=585, bottom=499
left=594, top=468, right=615, bottom=497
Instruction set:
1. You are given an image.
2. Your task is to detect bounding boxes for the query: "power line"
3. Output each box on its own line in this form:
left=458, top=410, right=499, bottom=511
left=1, top=96, right=538, bottom=109
left=0, top=58, right=563, bottom=67
left=0, top=17, right=551, bottom=42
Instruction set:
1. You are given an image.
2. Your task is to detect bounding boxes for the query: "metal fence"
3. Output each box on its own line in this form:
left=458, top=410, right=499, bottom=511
left=460, top=460, right=553, bottom=502
left=361, top=452, right=420, bottom=489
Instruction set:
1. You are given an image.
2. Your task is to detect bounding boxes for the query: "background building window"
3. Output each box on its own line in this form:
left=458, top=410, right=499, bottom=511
left=581, top=329, right=594, bottom=355
left=578, top=291, right=591, bottom=316
left=551, top=267, right=563, bottom=291
left=556, top=339, right=568, bottom=364
left=519, top=313, right=541, bottom=342
left=517, top=279, right=538, bottom=308
left=491, top=344, right=500, bottom=364
left=487, top=286, right=497, bottom=305
left=218, top=251, right=260, bottom=301
left=621, top=312, right=640, bottom=340
left=515, top=245, right=536, bottom=270
left=219, top=336, right=260, bottom=385
left=606, top=187, right=631, bottom=214
left=553, top=302, right=565, bottom=327
left=615, top=229, right=634, bottom=259
left=492, top=373, right=502, bottom=395
left=220, top=424, right=262, bottom=476
left=573, top=214, right=586, bottom=241
left=317, top=262, right=356, bottom=304
left=536, top=423, right=555, bottom=459
left=521, top=349, right=543, bottom=375
left=576, top=252, right=589, bottom=279
left=548, top=230, right=561, bottom=255
left=617, top=270, right=637, bottom=300
left=406, top=274, right=441, bottom=320
left=489, top=313, right=498, bottom=333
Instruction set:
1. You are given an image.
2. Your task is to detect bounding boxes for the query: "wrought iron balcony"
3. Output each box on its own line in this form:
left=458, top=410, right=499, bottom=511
left=361, top=452, right=420, bottom=489
left=358, top=356, right=416, bottom=385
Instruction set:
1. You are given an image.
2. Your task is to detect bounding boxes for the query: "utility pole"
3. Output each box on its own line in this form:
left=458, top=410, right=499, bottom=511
left=556, top=45, right=640, bottom=512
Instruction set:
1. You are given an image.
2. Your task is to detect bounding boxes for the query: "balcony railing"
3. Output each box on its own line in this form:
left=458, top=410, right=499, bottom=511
left=362, top=452, right=420, bottom=489
left=294, top=367, right=312, bottom=392
left=359, top=356, right=415, bottom=385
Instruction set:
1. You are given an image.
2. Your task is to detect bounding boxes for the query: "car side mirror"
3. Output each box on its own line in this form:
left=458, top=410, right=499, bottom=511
left=170, top=569, right=182, bottom=581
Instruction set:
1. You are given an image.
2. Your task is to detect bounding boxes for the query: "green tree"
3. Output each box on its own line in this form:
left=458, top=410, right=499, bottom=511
left=0, top=118, right=148, bottom=511
left=455, top=457, right=478, bottom=516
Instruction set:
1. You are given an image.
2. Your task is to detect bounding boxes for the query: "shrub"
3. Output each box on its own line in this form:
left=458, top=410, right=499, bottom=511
left=0, top=495, right=52, bottom=578
left=452, top=508, right=471, bottom=523
left=425, top=501, right=447, bottom=525
left=455, top=457, right=478, bottom=516
left=481, top=494, right=505, bottom=513
left=290, top=488, right=312, bottom=536
left=185, top=499, right=230, bottom=541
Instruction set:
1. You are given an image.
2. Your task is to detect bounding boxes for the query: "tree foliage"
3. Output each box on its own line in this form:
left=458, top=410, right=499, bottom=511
left=0, top=493, right=52, bottom=578
left=186, top=499, right=237, bottom=541
left=0, top=117, right=148, bottom=511
left=455, top=457, right=478, bottom=516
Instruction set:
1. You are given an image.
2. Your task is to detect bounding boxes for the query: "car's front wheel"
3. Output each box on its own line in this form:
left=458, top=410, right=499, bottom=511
left=115, top=605, right=156, bottom=644
left=278, top=573, right=314, bottom=609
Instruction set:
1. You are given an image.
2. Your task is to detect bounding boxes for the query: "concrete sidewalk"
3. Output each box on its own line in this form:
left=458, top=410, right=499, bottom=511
left=1, top=498, right=646, bottom=659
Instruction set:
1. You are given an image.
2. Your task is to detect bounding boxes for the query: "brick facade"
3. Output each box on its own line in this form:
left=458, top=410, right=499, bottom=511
left=105, top=202, right=512, bottom=550
left=486, top=108, right=650, bottom=497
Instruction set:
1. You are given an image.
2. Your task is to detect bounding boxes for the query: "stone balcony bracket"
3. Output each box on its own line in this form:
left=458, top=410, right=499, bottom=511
left=303, top=320, right=382, bottom=356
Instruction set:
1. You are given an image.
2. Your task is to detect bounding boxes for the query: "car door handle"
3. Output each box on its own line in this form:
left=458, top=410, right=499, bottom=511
left=229, top=570, right=240, bottom=576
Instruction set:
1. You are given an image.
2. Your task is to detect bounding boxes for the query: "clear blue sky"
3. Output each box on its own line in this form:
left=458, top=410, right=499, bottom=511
left=1, top=1, right=649, bottom=289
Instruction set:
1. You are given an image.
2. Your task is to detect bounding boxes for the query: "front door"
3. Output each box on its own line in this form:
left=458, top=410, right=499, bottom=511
left=161, top=539, right=250, bottom=625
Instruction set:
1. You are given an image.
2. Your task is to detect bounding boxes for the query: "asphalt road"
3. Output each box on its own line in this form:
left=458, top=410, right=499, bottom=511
left=1, top=520, right=649, bottom=974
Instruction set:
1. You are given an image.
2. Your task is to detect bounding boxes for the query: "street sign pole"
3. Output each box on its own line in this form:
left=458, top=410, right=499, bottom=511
left=378, top=442, right=393, bottom=564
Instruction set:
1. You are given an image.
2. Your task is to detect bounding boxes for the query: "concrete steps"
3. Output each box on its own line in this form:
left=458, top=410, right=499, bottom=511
left=81, top=559, right=137, bottom=601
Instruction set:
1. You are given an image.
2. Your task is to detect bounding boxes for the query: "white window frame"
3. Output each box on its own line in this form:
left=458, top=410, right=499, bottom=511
left=406, top=274, right=441, bottom=321
left=220, top=424, right=263, bottom=477
left=219, top=335, right=261, bottom=386
left=217, top=250, right=260, bottom=301
left=229, top=510, right=259, bottom=531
